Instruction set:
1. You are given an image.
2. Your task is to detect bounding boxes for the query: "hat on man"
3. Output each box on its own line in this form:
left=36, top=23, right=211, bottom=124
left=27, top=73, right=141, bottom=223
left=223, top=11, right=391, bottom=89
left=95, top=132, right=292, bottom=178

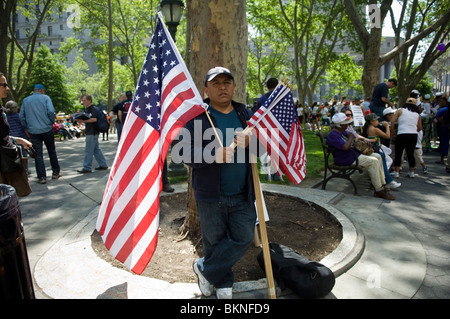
left=406, top=97, right=417, bottom=105
left=424, top=94, right=431, bottom=100
left=204, top=67, right=234, bottom=86
left=34, top=84, right=45, bottom=91
left=383, top=107, right=395, bottom=116
left=365, top=113, right=379, bottom=122
left=331, top=112, right=353, bottom=126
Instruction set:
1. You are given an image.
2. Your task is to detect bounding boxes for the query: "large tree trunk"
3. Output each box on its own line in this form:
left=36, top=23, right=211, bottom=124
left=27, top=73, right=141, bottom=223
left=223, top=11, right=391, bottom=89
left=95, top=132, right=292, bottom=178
left=187, top=0, right=247, bottom=102
left=361, top=28, right=383, bottom=99
left=179, top=0, right=247, bottom=238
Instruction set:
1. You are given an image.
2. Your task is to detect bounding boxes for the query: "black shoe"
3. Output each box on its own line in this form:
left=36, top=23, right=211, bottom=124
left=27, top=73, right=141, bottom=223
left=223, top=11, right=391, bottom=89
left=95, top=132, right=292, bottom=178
left=77, top=169, right=92, bottom=173
left=95, top=166, right=108, bottom=170
left=162, top=183, right=174, bottom=193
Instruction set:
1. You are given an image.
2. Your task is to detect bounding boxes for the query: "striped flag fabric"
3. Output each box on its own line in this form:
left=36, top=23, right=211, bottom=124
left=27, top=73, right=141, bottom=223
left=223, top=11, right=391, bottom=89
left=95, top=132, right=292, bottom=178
left=96, top=13, right=205, bottom=274
left=248, top=84, right=306, bottom=184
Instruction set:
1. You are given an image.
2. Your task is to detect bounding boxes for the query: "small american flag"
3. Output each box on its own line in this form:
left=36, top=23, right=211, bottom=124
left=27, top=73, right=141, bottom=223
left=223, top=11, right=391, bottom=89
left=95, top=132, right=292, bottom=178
left=96, top=13, right=205, bottom=274
left=248, top=84, right=306, bottom=184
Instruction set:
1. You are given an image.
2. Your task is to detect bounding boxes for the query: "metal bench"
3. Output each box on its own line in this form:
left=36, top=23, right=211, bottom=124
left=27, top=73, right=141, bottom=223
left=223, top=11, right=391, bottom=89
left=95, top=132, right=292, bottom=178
left=317, top=132, right=363, bottom=195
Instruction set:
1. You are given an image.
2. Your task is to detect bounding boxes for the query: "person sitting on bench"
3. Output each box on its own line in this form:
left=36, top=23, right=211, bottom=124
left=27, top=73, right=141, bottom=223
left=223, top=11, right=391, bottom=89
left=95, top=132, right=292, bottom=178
left=326, top=113, right=395, bottom=200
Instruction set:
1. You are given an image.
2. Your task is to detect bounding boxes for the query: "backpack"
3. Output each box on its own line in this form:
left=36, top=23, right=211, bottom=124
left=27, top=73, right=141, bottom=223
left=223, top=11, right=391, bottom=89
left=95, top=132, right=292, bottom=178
left=94, top=107, right=109, bottom=133
left=257, top=243, right=335, bottom=298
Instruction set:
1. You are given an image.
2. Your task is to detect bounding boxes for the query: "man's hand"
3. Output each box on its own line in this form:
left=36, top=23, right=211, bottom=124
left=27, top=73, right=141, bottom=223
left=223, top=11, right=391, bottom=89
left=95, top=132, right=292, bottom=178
left=216, top=147, right=234, bottom=163
left=234, top=131, right=250, bottom=149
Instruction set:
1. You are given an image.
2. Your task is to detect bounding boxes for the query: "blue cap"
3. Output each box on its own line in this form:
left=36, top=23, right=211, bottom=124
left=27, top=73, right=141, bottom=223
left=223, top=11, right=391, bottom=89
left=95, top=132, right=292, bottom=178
left=34, top=84, right=45, bottom=91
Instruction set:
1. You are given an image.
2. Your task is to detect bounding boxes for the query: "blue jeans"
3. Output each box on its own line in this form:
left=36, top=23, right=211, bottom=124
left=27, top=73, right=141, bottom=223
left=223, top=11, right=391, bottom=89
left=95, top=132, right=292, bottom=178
left=29, top=130, right=60, bottom=179
left=83, top=134, right=107, bottom=170
left=379, top=150, right=393, bottom=183
left=196, top=194, right=256, bottom=288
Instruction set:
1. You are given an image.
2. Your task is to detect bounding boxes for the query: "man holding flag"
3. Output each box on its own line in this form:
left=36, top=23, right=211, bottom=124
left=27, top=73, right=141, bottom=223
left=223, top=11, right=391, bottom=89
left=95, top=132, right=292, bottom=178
left=179, top=66, right=259, bottom=299
left=96, top=11, right=306, bottom=299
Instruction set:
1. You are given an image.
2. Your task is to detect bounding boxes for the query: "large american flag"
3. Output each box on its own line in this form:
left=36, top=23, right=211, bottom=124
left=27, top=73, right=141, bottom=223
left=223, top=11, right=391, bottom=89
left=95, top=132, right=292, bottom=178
left=96, top=14, right=205, bottom=274
left=249, top=84, right=306, bottom=184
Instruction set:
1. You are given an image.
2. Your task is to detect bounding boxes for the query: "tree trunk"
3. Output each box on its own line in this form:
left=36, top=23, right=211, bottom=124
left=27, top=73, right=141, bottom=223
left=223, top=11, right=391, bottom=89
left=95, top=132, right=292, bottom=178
left=0, top=0, right=14, bottom=79
left=187, top=0, right=247, bottom=101
left=107, top=0, right=114, bottom=111
left=361, top=31, right=382, bottom=99
left=180, top=0, right=247, bottom=237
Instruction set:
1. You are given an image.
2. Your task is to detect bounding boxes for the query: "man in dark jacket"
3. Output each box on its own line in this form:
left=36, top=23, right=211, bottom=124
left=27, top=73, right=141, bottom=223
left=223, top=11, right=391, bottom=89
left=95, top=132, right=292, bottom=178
left=180, top=67, right=257, bottom=299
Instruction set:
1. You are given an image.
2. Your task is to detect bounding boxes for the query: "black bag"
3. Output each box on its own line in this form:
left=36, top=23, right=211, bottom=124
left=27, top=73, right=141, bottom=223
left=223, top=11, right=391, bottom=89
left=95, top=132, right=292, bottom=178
left=94, top=106, right=110, bottom=133
left=0, top=145, right=23, bottom=173
left=257, top=243, right=335, bottom=299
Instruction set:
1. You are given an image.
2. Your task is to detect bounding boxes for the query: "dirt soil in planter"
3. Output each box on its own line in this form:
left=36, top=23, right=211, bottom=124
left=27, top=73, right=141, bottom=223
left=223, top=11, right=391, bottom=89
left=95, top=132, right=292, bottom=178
left=91, top=192, right=342, bottom=283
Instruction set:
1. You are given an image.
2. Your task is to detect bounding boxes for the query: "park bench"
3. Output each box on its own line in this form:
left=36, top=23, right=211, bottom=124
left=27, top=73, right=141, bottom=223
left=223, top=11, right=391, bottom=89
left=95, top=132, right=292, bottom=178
left=317, top=132, right=363, bottom=195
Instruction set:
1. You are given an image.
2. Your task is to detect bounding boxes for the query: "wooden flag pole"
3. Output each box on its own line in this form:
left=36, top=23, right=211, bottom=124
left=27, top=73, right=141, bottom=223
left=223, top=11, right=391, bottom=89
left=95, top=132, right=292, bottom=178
left=251, top=153, right=276, bottom=299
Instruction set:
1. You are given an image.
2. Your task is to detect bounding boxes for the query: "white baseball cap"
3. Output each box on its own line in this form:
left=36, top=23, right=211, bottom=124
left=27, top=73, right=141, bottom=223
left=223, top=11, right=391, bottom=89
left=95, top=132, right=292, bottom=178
left=332, top=112, right=353, bottom=125
left=383, top=107, right=395, bottom=116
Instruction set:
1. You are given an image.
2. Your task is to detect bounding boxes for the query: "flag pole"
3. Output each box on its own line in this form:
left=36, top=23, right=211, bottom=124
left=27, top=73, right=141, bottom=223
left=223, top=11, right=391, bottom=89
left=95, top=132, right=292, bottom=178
left=204, top=107, right=223, bottom=148
left=251, top=152, right=276, bottom=299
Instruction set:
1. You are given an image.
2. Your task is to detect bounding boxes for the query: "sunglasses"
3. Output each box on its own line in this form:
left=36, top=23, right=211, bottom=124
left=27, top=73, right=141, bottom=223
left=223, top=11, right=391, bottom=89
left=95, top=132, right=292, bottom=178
left=0, top=83, right=8, bottom=88
left=345, top=113, right=352, bottom=116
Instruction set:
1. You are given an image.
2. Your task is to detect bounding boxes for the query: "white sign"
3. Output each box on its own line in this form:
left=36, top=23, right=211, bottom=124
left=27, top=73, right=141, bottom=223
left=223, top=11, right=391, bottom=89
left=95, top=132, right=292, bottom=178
left=351, top=105, right=365, bottom=127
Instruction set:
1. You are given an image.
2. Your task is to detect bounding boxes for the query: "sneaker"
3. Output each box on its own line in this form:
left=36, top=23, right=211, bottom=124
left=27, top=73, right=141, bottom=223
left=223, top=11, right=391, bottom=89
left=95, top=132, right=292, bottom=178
left=38, top=177, right=46, bottom=184
left=390, top=171, right=399, bottom=178
left=386, top=180, right=401, bottom=189
left=423, top=166, right=428, bottom=174
left=374, top=189, right=395, bottom=200
left=216, top=287, right=232, bottom=299
left=407, top=171, right=415, bottom=178
left=193, top=259, right=213, bottom=297
left=94, top=166, right=108, bottom=170
left=52, top=172, right=62, bottom=179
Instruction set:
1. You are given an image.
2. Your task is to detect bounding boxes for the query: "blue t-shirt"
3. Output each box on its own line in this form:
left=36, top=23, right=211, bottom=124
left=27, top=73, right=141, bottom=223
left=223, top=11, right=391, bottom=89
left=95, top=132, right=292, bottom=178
left=209, top=107, right=247, bottom=196
left=369, top=83, right=389, bottom=118
left=326, top=129, right=360, bottom=166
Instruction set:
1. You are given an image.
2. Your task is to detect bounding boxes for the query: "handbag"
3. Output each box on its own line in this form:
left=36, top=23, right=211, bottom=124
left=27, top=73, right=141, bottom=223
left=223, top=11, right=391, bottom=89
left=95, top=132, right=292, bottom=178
left=257, top=243, right=335, bottom=298
left=352, top=139, right=374, bottom=155
left=0, top=145, right=23, bottom=173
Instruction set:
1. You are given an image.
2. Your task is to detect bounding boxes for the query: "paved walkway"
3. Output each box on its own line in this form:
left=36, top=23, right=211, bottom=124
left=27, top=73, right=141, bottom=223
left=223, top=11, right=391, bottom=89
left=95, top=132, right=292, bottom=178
left=15, top=132, right=450, bottom=299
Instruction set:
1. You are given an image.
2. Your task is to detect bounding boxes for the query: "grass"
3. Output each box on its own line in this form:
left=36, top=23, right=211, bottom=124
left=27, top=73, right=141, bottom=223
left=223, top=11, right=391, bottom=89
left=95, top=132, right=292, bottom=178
left=168, top=126, right=327, bottom=186
left=303, top=128, right=327, bottom=179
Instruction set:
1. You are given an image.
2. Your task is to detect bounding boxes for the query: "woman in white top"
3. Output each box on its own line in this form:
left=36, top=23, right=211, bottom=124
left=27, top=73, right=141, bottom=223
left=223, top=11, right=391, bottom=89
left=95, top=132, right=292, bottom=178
left=390, top=98, right=422, bottom=178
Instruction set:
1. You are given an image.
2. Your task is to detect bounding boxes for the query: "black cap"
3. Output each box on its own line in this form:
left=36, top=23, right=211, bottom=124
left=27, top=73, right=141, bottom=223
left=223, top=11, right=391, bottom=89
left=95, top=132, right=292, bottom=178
left=204, top=67, right=234, bottom=86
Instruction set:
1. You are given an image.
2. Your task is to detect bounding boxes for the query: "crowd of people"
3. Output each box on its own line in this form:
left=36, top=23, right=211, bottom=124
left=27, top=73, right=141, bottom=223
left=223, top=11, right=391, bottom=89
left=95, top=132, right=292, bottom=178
left=324, top=78, right=450, bottom=201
